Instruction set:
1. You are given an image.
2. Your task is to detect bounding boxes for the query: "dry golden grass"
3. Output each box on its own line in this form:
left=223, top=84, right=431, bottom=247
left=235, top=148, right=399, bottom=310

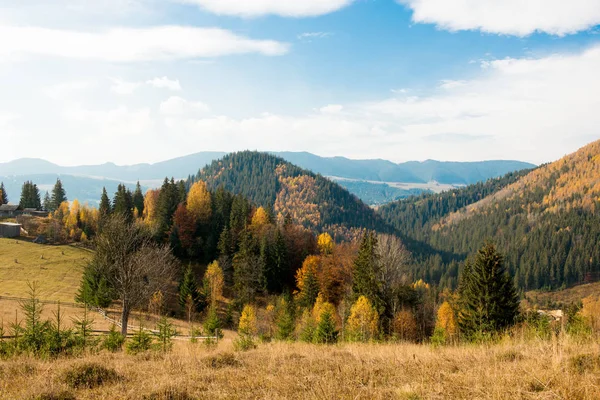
left=526, top=282, right=600, bottom=309
left=2, top=337, right=600, bottom=399
left=0, top=238, right=91, bottom=302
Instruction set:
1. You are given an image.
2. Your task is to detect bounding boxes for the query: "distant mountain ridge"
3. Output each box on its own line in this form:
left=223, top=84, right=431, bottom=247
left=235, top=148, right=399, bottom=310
left=194, top=151, right=392, bottom=239
left=378, top=139, right=600, bottom=290
left=0, top=152, right=535, bottom=205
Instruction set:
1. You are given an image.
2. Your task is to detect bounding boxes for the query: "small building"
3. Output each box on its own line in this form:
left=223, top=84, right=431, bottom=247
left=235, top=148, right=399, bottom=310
left=0, top=222, right=21, bottom=238
left=0, top=204, right=19, bottom=217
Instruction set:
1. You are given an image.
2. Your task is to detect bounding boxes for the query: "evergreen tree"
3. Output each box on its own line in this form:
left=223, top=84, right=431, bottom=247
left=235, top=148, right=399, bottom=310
left=19, top=181, right=41, bottom=210
left=313, top=310, right=338, bottom=344
left=112, top=184, right=134, bottom=221
left=0, top=182, right=8, bottom=205
left=178, top=265, right=205, bottom=313
left=156, top=178, right=180, bottom=239
left=99, top=187, right=111, bottom=216
left=51, top=178, right=67, bottom=211
left=457, top=243, right=520, bottom=339
left=132, top=182, right=145, bottom=217
left=42, top=191, right=51, bottom=211
left=352, top=231, right=384, bottom=312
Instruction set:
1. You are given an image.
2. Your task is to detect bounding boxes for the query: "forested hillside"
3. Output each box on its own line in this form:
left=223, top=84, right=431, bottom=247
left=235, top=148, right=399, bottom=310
left=379, top=140, right=600, bottom=290
left=192, top=152, right=392, bottom=239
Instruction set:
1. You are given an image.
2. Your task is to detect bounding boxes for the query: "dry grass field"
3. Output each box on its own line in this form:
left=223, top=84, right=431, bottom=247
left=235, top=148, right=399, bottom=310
left=0, top=238, right=91, bottom=302
left=1, top=337, right=600, bottom=399
left=526, top=283, right=600, bottom=309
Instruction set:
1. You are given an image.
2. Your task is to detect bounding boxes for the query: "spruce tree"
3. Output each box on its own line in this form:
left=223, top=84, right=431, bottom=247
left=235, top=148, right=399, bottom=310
left=112, top=184, right=134, bottom=222
left=51, top=178, right=67, bottom=211
left=42, top=191, right=51, bottom=211
left=133, top=182, right=145, bottom=217
left=313, top=310, right=338, bottom=344
left=99, top=187, right=111, bottom=216
left=352, top=231, right=384, bottom=312
left=458, top=243, right=520, bottom=340
left=179, top=265, right=205, bottom=313
left=0, top=182, right=8, bottom=205
left=19, top=181, right=41, bottom=210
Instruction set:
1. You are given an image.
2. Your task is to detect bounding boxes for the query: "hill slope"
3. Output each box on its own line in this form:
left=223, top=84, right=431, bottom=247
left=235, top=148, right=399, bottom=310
left=1, top=154, right=535, bottom=206
left=193, top=151, right=392, bottom=238
left=379, top=140, right=600, bottom=290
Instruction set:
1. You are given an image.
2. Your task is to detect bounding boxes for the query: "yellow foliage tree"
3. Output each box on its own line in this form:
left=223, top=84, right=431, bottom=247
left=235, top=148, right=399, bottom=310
left=317, top=233, right=334, bottom=255
left=393, top=309, right=419, bottom=342
left=239, top=304, right=258, bottom=336
left=295, top=255, right=320, bottom=292
left=312, top=293, right=336, bottom=323
left=435, top=301, right=458, bottom=340
left=580, top=296, right=600, bottom=333
left=204, top=261, right=224, bottom=305
left=251, top=206, right=270, bottom=228
left=346, top=296, right=379, bottom=342
left=187, top=180, right=212, bottom=224
left=143, top=189, right=160, bottom=228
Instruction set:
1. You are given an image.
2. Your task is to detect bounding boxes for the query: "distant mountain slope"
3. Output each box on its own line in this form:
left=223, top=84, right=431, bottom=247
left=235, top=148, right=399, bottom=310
left=0, top=174, right=145, bottom=206
left=0, top=152, right=226, bottom=181
left=0, top=152, right=535, bottom=206
left=193, top=151, right=392, bottom=238
left=378, top=139, right=600, bottom=290
left=276, top=152, right=535, bottom=185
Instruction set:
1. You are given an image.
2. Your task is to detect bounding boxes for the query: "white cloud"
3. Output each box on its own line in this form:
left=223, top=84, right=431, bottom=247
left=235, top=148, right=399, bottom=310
left=398, top=0, right=600, bottom=36
left=0, top=25, right=289, bottom=62
left=176, top=0, right=354, bottom=17
left=320, top=104, right=343, bottom=113
left=438, top=80, right=466, bottom=90
left=43, top=81, right=94, bottom=100
left=159, top=96, right=210, bottom=116
left=110, top=76, right=182, bottom=95
left=159, top=44, right=600, bottom=164
left=146, top=76, right=182, bottom=91
left=110, top=78, right=143, bottom=95
left=0, top=113, right=20, bottom=126
left=298, top=32, right=332, bottom=40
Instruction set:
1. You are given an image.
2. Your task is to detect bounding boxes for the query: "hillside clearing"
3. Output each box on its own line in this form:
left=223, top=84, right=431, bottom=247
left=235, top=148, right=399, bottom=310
left=0, top=238, right=91, bottom=302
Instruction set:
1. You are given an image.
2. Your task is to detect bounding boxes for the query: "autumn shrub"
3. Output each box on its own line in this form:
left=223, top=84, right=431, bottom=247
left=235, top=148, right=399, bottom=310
left=233, top=335, right=257, bottom=351
left=142, top=388, right=196, bottom=400
left=569, top=353, right=599, bottom=374
left=31, top=391, right=77, bottom=400
left=204, top=352, right=240, bottom=369
left=393, top=310, right=418, bottom=342
left=63, top=363, right=121, bottom=389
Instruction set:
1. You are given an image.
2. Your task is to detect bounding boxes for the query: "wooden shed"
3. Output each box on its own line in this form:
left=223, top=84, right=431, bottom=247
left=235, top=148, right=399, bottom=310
left=0, top=222, right=21, bottom=238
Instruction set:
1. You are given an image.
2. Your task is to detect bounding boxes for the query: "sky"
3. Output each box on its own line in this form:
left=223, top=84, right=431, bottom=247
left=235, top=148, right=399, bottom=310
left=1, top=0, right=600, bottom=166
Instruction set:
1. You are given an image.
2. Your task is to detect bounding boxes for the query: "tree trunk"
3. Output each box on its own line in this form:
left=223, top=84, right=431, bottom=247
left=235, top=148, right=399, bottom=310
left=121, top=302, right=131, bottom=336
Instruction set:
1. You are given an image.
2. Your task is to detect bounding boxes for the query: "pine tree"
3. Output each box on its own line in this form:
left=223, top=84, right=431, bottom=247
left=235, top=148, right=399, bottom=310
left=42, top=191, right=51, bottom=211
left=314, top=309, right=338, bottom=344
left=112, top=184, right=134, bottom=222
left=133, top=182, right=145, bottom=217
left=352, top=231, right=384, bottom=312
left=458, top=243, right=520, bottom=340
left=51, top=178, right=67, bottom=211
left=0, top=182, right=8, bottom=205
left=179, top=265, right=205, bottom=314
left=96, top=187, right=110, bottom=215
left=19, top=181, right=41, bottom=210
left=156, top=178, right=180, bottom=239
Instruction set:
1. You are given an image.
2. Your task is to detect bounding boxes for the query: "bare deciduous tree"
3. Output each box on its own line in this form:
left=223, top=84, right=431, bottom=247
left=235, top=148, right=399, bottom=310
left=376, top=233, right=412, bottom=319
left=91, top=215, right=178, bottom=335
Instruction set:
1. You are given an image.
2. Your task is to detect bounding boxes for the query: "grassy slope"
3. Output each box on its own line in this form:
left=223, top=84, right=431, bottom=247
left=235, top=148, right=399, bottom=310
left=1, top=340, right=598, bottom=399
left=0, top=238, right=91, bottom=302
left=525, top=282, right=600, bottom=309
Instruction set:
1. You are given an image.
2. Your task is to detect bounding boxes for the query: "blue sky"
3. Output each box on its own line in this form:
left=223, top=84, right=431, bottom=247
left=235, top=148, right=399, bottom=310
left=1, top=0, right=600, bottom=165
